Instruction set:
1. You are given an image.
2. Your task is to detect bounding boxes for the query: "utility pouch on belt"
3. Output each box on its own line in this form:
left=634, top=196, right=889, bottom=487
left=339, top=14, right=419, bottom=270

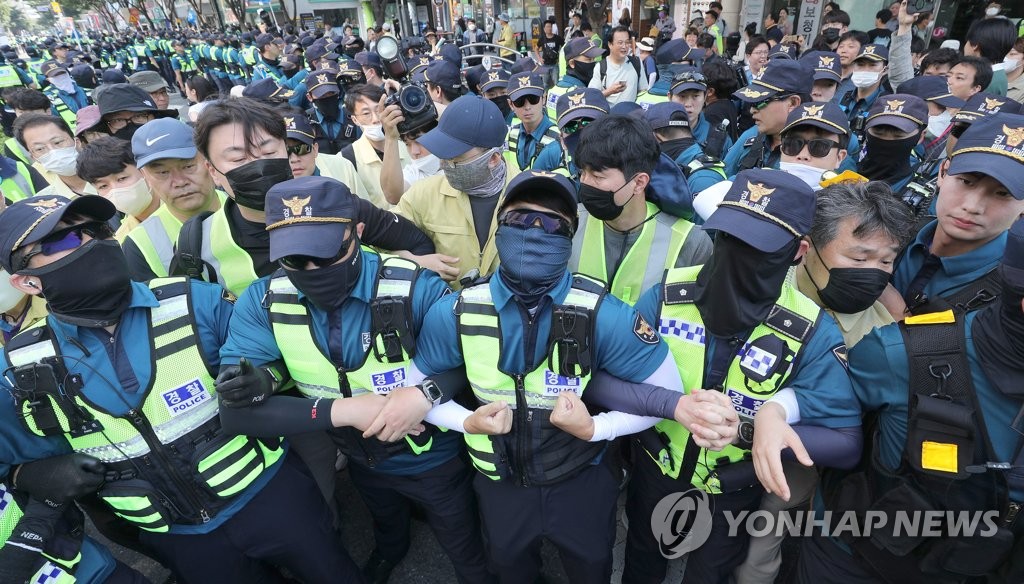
left=906, top=393, right=976, bottom=480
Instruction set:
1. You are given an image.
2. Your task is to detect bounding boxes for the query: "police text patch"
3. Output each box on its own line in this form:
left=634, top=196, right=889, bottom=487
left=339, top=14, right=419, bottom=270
left=371, top=368, right=407, bottom=394
left=163, top=379, right=210, bottom=417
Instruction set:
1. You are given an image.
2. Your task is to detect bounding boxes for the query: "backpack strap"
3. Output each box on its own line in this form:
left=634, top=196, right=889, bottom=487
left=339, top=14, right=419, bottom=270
left=169, top=211, right=214, bottom=281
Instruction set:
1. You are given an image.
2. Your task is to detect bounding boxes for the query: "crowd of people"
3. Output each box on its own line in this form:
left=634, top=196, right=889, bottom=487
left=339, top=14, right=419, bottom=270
left=0, top=0, right=1022, bottom=583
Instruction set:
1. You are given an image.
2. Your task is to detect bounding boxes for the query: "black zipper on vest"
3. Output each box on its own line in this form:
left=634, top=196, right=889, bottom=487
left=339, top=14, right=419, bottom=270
left=126, top=408, right=210, bottom=523
left=513, top=373, right=529, bottom=487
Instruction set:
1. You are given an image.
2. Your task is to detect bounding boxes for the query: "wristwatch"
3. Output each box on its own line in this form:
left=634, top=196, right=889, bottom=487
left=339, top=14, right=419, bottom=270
left=417, top=379, right=443, bottom=404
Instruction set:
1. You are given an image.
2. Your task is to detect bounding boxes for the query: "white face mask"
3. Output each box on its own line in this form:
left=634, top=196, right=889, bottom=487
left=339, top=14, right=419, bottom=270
left=779, top=160, right=828, bottom=190
left=985, top=7, right=1000, bottom=16
left=468, top=23, right=477, bottom=31
left=0, top=270, right=25, bottom=314
left=1004, top=58, right=1022, bottom=72
left=407, top=153, right=441, bottom=180
left=49, top=73, right=75, bottom=93
left=851, top=71, right=881, bottom=88
left=927, top=110, right=953, bottom=139
left=361, top=124, right=385, bottom=142
left=107, top=177, right=153, bottom=217
left=37, top=146, right=79, bottom=176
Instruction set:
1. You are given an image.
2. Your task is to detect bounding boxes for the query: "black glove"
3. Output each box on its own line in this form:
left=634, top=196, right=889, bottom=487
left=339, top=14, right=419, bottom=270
left=12, top=453, right=106, bottom=504
left=0, top=498, right=65, bottom=583
left=216, top=358, right=278, bottom=408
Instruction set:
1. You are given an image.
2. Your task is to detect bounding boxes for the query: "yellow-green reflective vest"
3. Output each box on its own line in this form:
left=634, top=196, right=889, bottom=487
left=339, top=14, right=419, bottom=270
left=42, top=86, right=78, bottom=133
left=5, top=137, right=32, bottom=166
left=575, top=202, right=694, bottom=305
left=0, top=483, right=79, bottom=583
left=644, top=265, right=822, bottom=493
left=636, top=91, right=669, bottom=109
left=265, top=255, right=439, bottom=462
left=0, top=65, right=23, bottom=88
left=1, top=161, right=37, bottom=203
left=456, top=274, right=607, bottom=485
left=242, top=46, right=259, bottom=67
left=199, top=209, right=259, bottom=296
left=504, top=122, right=561, bottom=170
left=125, top=205, right=184, bottom=278
left=6, top=278, right=284, bottom=532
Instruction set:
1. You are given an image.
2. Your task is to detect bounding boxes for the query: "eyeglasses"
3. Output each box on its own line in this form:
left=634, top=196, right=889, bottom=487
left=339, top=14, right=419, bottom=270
left=17, top=221, right=113, bottom=271
left=287, top=143, right=313, bottom=156
left=512, top=94, right=541, bottom=108
left=28, top=135, right=74, bottom=157
left=106, top=112, right=154, bottom=131
left=279, top=236, right=353, bottom=270
left=751, top=95, right=792, bottom=111
left=561, top=118, right=592, bottom=136
left=352, top=109, right=382, bottom=123
left=781, top=136, right=841, bottom=158
left=750, top=50, right=770, bottom=57
left=499, top=209, right=574, bottom=238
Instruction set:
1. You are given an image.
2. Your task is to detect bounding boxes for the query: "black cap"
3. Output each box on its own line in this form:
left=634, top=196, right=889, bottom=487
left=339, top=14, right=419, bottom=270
left=702, top=168, right=816, bottom=252
left=564, top=38, right=602, bottom=61
left=255, top=33, right=277, bottom=49
left=508, top=72, right=544, bottom=101
left=854, top=44, right=889, bottom=63
left=0, top=195, right=116, bottom=273
left=897, top=75, right=965, bottom=110
left=668, top=67, right=707, bottom=95
left=306, top=69, right=340, bottom=98
left=655, top=39, right=692, bottom=65
left=500, top=170, right=579, bottom=230
left=479, top=68, right=510, bottom=93
left=284, top=113, right=316, bottom=145
left=947, top=113, right=1024, bottom=200
left=782, top=102, right=850, bottom=136
left=242, top=78, right=295, bottom=103
left=265, top=176, right=358, bottom=262
left=799, top=51, right=842, bottom=83
left=733, top=60, right=811, bottom=102
left=97, top=83, right=177, bottom=118
left=644, top=102, right=690, bottom=130
left=555, top=88, right=609, bottom=128
left=423, top=60, right=462, bottom=91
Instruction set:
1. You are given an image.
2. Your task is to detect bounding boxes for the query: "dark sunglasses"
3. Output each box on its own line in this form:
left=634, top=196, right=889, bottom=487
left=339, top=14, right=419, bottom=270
left=499, top=209, right=574, bottom=238
left=949, top=122, right=970, bottom=139
left=287, top=143, right=313, bottom=156
left=751, top=94, right=792, bottom=111
left=17, top=221, right=113, bottom=271
left=279, top=236, right=352, bottom=270
left=512, top=94, right=542, bottom=108
left=562, top=118, right=592, bottom=136
left=780, top=136, right=841, bottom=158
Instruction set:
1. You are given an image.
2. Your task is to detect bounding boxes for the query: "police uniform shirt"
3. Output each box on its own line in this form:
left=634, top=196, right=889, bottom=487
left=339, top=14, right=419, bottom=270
left=514, top=116, right=557, bottom=171
left=219, top=251, right=460, bottom=476
left=51, top=85, right=89, bottom=114
left=893, top=220, right=1008, bottom=303
left=724, top=125, right=778, bottom=178
left=633, top=283, right=862, bottom=429
left=415, top=271, right=670, bottom=383
left=530, top=141, right=575, bottom=177
left=0, top=281, right=274, bottom=534
left=850, top=314, right=1023, bottom=501
left=676, top=142, right=728, bottom=194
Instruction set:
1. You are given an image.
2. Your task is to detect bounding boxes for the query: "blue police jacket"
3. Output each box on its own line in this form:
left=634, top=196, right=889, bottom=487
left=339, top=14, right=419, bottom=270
left=892, top=220, right=1007, bottom=302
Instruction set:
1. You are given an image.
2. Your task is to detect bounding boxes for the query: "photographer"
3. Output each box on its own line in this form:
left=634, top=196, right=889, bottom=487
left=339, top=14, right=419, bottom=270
left=341, top=83, right=409, bottom=209
left=379, top=81, right=441, bottom=205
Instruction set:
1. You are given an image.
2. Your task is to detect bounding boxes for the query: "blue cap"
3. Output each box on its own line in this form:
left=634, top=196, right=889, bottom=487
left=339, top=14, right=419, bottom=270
left=418, top=95, right=507, bottom=159
left=733, top=60, right=811, bottom=102
left=265, top=176, right=358, bottom=262
left=480, top=68, right=510, bottom=93
left=306, top=69, right=340, bottom=98
left=948, top=113, right=1024, bottom=200
left=854, top=43, right=888, bottom=63
left=284, top=113, right=316, bottom=146
left=423, top=59, right=462, bottom=92
left=555, top=88, right=609, bottom=128
left=500, top=170, right=579, bottom=227
left=644, top=101, right=690, bottom=131
left=511, top=56, right=539, bottom=74
left=132, top=118, right=197, bottom=168
left=564, top=37, right=603, bottom=61
left=0, top=195, right=116, bottom=273
left=702, top=168, right=816, bottom=252
left=781, top=102, right=850, bottom=136
left=305, top=43, right=335, bottom=63
left=655, top=39, right=692, bottom=65
left=866, top=94, right=927, bottom=133
left=407, top=54, right=433, bottom=75
left=508, top=72, right=544, bottom=100
left=242, top=77, right=295, bottom=102
left=354, top=50, right=381, bottom=68
left=610, top=102, right=645, bottom=116
left=953, top=92, right=1024, bottom=124
left=438, top=44, right=463, bottom=68
left=799, top=51, right=842, bottom=83
left=668, top=67, right=707, bottom=95
left=768, top=43, right=796, bottom=60
left=896, top=75, right=965, bottom=110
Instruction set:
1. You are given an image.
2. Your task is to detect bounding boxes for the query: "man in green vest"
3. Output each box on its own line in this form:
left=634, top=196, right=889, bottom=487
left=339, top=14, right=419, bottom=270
left=504, top=72, right=561, bottom=171
left=570, top=114, right=712, bottom=305
left=0, top=194, right=363, bottom=583
left=169, top=39, right=198, bottom=98
left=617, top=168, right=862, bottom=583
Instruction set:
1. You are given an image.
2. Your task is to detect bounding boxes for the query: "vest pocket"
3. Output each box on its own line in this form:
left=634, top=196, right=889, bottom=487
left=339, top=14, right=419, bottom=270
left=464, top=433, right=509, bottom=481
left=99, top=481, right=172, bottom=533
left=193, top=434, right=277, bottom=498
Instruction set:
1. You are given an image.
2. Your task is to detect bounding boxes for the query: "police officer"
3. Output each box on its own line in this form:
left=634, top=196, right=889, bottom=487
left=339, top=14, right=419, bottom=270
left=857, top=93, right=927, bottom=192
left=169, top=40, right=198, bottom=97
left=945, top=92, right=1022, bottom=158
left=39, top=61, right=88, bottom=132
left=532, top=87, right=609, bottom=179
left=838, top=44, right=892, bottom=138
left=307, top=69, right=360, bottom=155
left=217, top=176, right=492, bottom=584
left=799, top=50, right=844, bottom=103
left=637, top=39, right=693, bottom=109
left=414, top=170, right=733, bottom=583
left=546, top=38, right=603, bottom=122
left=797, top=220, right=1024, bottom=583
left=644, top=102, right=726, bottom=194
left=504, top=72, right=560, bottom=171
left=0, top=194, right=363, bottom=583
left=777, top=101, right=853, bottom=190
left=624, top=169, right=862, bottom=583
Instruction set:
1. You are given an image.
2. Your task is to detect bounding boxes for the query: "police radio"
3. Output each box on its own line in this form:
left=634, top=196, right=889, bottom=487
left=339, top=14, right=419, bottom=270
left=700, top=119, right=731, bottom=163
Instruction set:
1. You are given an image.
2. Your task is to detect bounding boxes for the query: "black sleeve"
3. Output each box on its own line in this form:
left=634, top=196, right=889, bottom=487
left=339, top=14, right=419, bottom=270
left=581, top=370, right=680, bottom=419
left=783, top=425, right=863, bottom=469
left=218, top=394, right=336, bottom=437
left=26, top=165, right=49, bottom=193
left=122, top=237, right=160, bottom=283
left=356, top=197, right=435, bottom=255
left=426, top=366, right=469, bottom=404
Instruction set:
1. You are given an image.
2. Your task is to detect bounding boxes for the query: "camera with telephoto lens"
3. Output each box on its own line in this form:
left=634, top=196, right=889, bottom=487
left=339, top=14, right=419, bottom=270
left=385, top=84, right=438, bottom=136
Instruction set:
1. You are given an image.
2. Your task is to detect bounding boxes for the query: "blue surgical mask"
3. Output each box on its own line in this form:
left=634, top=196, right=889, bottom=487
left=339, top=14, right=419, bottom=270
left=495, top=224, right=571, bottom=306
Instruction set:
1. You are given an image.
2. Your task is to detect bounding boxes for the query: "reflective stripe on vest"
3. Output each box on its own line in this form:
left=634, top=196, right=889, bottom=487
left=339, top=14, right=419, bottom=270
left=636, top=92, right=669, bottom=110
left=0, top=483, right=79, bottom=583
left=576, top=202, right=693, bottom=305
left=546, top=84, right=570, bottom=123
left=42, top=86, right=77, bottom=133
left=646, top=265, right=821, bottom=492
left=0, top=65, right=22, bottom=88
left=6, top=278, right=284, bottom=531
left=5, top=137, right=32, bottom=166
left=505, top=123, right=561, bottom=170
left=126, top=206, right=182, bottom=278
left=0, top=162, right=36, bottom=203
left=456, top=275, right=603, bottom=481
left=201, top=210, right=259, bottom=296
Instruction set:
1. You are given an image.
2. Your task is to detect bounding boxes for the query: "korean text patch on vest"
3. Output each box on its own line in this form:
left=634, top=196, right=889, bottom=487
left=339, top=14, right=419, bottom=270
left=921, top=440, right=958, bottom=473
left=371, top=367, right=408, bottom=394
left=163, top=379, right=211, bottom=417
left=634, top=314, right=659, bottom=344
left=543, top=370, right=582, bottom=396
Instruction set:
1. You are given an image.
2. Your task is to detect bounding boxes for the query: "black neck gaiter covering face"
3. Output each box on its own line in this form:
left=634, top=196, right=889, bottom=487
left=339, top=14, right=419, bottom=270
left=27, top=239, right=133, bottom=328
left=572, top=61, right=596, bottom=85
left=695, top=234, right=800, bottom=338
left=223, top=158, right=294, bottom=211
left=859, top=133, right=919, bottom=185
left=286, top=240, right=362, bottom=311
left=972, top=276, right=1024, bottom=399
left=661, top=137, right=697, bottom=161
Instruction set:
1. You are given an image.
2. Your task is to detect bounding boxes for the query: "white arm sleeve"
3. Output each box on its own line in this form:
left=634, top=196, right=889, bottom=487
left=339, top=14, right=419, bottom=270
left=589, top=354, right=685, bottom=441
left=766, top=388, right=801, bottom=424
left=424, top=401, right=470, bottom=433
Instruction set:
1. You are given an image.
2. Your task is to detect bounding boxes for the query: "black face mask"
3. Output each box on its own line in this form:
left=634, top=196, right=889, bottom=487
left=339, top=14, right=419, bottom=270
left=490, top=95, right=512, bottom=120
left=223, top=158, right=293, bottom=211
left=264, top=56, right=280, bottom=67
left=113, top=122, right=144, bottom=141
left=859, top=133, right=919, bottom=185
left=285, top=239, right=362, bottom=311
left=821, top=28, right=840, bottom=43
left=315, top=95, right=341, bottom=120
left=805, top=245, right=890, bottom=313
left=27, top=239, right=133, bottom=328
left=661, top=137, right=697, bottom=161
left=573, top=60, right=596, bottom=84
left=695, top=234, right=800, bottom=338
left=579, top=175, right=637, bottom=221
